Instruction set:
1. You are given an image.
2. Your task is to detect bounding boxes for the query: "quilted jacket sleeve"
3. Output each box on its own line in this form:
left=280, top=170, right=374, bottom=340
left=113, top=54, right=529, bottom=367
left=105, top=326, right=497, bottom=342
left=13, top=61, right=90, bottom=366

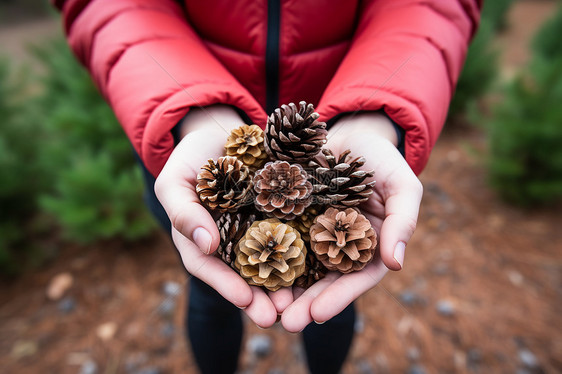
left=316, top=0, right=482, bottom=175
left=54, top=0, right=266, bottom=177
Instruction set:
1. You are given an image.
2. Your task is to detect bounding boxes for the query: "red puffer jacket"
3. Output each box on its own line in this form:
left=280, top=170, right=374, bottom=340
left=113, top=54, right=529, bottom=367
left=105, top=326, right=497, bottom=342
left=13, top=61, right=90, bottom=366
left=54, top=0, right=481, bottom=177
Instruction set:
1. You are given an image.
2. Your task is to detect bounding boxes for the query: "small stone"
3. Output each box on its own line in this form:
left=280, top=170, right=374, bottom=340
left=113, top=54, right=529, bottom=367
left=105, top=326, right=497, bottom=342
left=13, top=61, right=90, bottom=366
left=354, top=313, right=365, bottom=333
left=58, top=297, right=76, bottom=314
left=79, top=359, right=98, bottom=374
left=11, top=340, right=38, bottom=359
left=135, top=367, right=161, bottom=374
left=518, top=349, right=538, bottom=368
left=508, top=270, right=524, bottom=286
left=47, top=272, right=74, bottom=300
left=160, top=322, right=175, bottom=338
left=407, top=347, right=421, bottom=362
left=267, top=369, right=284, bottom=374
left=162, top=281, right=182, bottom=298
left=436, top=300, right=455, bottom=317
left=407, top=364, right=427, bottom=374
left=247, top=334, right=272, bottom=358
left=124, top=352, right=148, bottom=372
left=96, top=322, right=117, bottom=341
left=291, top=341, right=305, bottom=362
left=399, top=291, right=426, bottom=307
left=158, top=298, right=176, bottom=318
left=356, top=359, right=375, bottom=374
left=433, top=263, right=449, bottom=276
left=467, top=348, right=482, bottom=370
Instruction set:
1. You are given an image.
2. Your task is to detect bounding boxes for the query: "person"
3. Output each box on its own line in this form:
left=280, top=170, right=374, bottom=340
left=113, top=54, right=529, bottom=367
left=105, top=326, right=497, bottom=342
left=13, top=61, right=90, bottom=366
left=53, top=0, right=482, bottom=372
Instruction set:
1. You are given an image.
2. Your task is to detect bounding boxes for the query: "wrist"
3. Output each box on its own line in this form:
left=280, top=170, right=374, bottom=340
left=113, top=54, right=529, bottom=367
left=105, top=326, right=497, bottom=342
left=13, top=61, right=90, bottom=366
left=331, top=112, right=399, bottom=147
left=178, top=105, right=246, bottom=139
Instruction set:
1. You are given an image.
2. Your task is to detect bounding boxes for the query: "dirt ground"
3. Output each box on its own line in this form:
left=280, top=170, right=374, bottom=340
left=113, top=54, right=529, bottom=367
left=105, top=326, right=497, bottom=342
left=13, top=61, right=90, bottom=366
left=1, top=1, right=561, bottom=373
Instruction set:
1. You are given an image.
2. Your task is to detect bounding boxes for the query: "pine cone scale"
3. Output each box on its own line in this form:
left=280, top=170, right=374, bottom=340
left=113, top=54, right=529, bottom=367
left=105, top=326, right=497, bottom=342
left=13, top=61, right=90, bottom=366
left=310, top=207, right=377, bottom=273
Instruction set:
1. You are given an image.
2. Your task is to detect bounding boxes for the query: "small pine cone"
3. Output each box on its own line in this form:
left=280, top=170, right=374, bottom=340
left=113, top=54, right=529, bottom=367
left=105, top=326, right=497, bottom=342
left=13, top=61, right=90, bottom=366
left=225, top=124, right=268, bottom=169
left=254, top=161, right=313, bottom=220
left=264, top=101, right=327, bottom=164
left=310, top=207, right=377, bottom=273
left=234, top=218, right=307, bottom=291
left=287, top=205, right=321, bottom=243
left=294, top=251, right=328, bottom=289
left=196, top=156, right=253, bottom=213
left=215, top=212, right=257, bottom=267
left=309, top=148, right=375, bottom=208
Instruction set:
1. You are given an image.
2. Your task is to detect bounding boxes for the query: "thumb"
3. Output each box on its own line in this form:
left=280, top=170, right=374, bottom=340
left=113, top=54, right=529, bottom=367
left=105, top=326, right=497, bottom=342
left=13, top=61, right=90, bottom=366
left=378, top=179, right=423, bottom=270
left=154, top=134, right=223, bottom=254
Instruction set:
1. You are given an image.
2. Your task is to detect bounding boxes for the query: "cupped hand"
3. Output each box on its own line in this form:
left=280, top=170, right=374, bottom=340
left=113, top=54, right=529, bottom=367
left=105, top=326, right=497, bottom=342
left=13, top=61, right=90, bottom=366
left=154, top=105, right=292, bottom=328
left=281, top=112, right=423, bottom=332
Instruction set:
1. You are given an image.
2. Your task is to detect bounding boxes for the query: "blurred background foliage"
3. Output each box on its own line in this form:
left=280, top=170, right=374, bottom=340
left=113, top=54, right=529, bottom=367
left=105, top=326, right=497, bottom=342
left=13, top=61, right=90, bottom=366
left=484, top=4, right=562, bottom=206
left=1, top=0, right=561, bottom=276
left=0, top=39, right=155, bottom=276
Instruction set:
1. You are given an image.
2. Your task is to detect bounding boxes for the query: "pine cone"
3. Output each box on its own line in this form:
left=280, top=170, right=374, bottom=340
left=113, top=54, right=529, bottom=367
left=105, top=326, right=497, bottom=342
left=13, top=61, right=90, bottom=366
left=196, top=156, right=253, bottom=213
left=254, top=161, right=313, bottom=220
left=310, top=207, right=377, bottom=273
left=215, top=212, right=257, bottom=267
left=264, top=101, right=327, bottom=164
left=309, top=149, right=375, bottom=208
left=287, top=205, right=321, bottom=243
left=225, top=124, right=268, bottom=169
left=234, top=218, right=306, bottom=291
left=294, top=251, right=328, bottom=289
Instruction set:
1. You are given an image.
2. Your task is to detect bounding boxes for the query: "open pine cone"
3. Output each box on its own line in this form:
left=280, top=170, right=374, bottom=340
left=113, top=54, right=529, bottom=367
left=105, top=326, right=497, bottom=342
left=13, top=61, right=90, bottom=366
left=196, top=156, right=253, bottom=213
left=215, top=212, right=257, bottom=268
left=310, top=207, right=377, bottom=273
left=254, top=161, right=313, bottom=220
left=225, top=124, right=268, bottom=169
left=309, top=149, right=375, bottom=208
left=294, top=250, right=328, bottom=289
left=234, top=218, right=306, bottom=291
left=264, top=101, right=327, bottom=164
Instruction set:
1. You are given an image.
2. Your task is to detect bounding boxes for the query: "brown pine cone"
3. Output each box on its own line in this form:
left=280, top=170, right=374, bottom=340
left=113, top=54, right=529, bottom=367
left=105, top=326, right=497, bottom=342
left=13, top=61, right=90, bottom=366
left=215, top=212, right=257, bottom=267
left=264, top=101, right=327, bottom=164
left=254, top=161, right=313, bottom=220
left=294, top=251, right=328, bottom=289
left=234, top=218, right=306, bottom=291
left=287, top=205, right=321, bottom=243
left=225, top=124, right=268, bottom=169
left=310, top=207, right=377, bottom=273
left=196, top=156, right=253, bottom=213
left=309, top=148, right=375, bottom=208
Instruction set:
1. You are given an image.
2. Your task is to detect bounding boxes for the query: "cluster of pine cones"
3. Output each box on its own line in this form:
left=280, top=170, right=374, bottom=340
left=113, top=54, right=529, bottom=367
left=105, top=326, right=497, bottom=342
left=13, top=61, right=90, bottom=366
left=196, top=101, right=378, bottom=291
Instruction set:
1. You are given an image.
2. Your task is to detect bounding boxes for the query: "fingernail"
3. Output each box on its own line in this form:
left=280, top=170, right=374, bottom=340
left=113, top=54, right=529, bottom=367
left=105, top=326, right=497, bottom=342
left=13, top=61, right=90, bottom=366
left=314, top=320, right=325, bottom=325
left=394, top=241, right=406, bottom=269
left=193, top=227, right=212, bottom=254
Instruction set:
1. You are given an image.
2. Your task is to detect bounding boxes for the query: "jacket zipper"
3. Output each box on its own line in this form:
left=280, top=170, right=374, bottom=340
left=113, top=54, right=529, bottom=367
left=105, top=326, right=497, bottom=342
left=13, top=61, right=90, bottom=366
left=265, top=0, right=280, bottom=114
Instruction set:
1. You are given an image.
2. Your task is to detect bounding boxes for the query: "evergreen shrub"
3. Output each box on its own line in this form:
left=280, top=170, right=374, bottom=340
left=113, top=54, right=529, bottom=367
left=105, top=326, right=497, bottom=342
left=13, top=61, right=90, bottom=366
left=33, top=39, right=156, bottom=243
left=486, top=22, right=562, bottom=206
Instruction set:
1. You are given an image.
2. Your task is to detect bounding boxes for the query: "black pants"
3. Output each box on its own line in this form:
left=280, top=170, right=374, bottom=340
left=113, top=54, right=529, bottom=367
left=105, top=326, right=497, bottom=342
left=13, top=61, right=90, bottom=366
left=139, top=158, right=356, bottom=373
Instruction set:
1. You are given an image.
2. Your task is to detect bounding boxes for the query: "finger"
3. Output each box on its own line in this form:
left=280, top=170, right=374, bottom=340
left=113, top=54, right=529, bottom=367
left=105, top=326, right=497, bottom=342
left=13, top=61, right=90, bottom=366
left=281, top=272, right=341, bottom=333
left=155, top=135, right=224, bottom=254
left=267, top=287, right=294, bottom=314
left=243, top=286, right=278, bottom=328
left=379, top=179, right=423, bottom=270
left=310, top=259, right=388, bottom=323
left=172, top=228, right=253, bottom=308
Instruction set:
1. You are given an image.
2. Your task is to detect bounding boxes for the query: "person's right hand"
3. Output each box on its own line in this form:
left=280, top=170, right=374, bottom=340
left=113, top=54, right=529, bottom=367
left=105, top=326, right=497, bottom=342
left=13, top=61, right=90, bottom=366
left=155, top=105, right=293, bottom=328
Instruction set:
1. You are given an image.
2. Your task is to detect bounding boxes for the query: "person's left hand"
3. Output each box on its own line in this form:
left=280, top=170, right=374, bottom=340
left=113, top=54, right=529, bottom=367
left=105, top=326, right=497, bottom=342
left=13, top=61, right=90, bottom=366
left=281, top=112, right=423, bottom=332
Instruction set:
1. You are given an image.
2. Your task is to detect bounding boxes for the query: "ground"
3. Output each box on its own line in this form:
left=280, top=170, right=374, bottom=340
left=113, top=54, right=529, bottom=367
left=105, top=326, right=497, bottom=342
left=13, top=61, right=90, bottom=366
left=1, top=1, right=561, bottom=373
